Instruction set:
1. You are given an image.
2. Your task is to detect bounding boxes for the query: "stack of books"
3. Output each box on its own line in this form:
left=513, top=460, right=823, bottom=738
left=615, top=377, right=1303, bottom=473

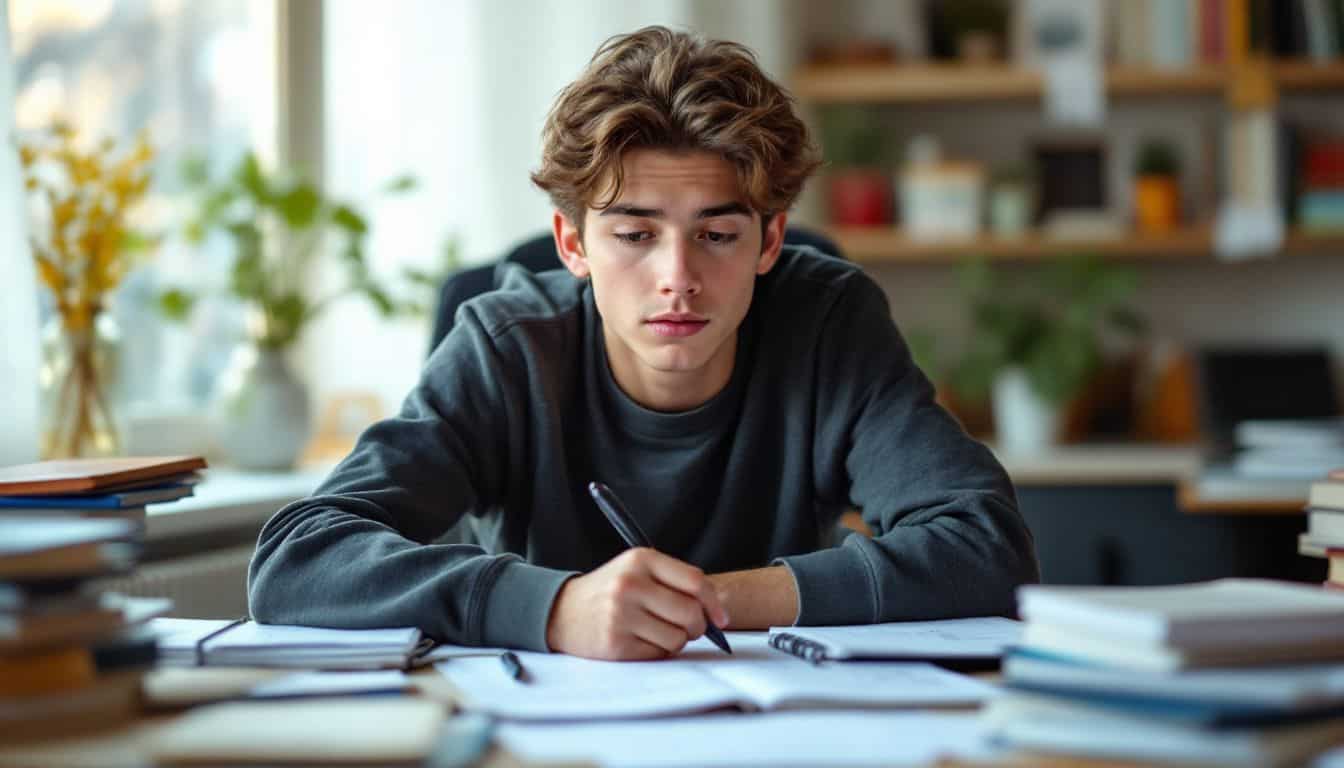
left=1300, top=469, right=1344, bottom=589
left=0, top=456, right=204, bottom=741
left=0, top=456, right=205, bottom=525
left=983, top=579, right=1344, bottom=766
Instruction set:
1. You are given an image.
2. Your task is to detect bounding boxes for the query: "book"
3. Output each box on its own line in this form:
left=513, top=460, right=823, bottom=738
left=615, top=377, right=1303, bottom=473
left=982, top=690, right=1344, bottom=766
left=150, top=699, right=445, bottom=766
left=436, top=635, right=994, bottom=720
left=1018, top=579, right=1344, bottom=650
left=1311, top=480, right=1344, bottom=511
left=0, top=481, right=195, bottom=509
left=0, top=456, right=206, bottom=496
left=765, top=617, right=1021, bottom=666
left=1330, top=548, right=1344, bottom=587
left=0, top=595, right=171, bottom=654
left=1019, top=621, right=1344, bottom=672
left=0, top=670, right=145, bottom=744
left=1310, top=509, right=1344, bottom=544
left=0, top=516, right=139, bottom=581
left=1005, top=647, right=1344, bottom=712
left=151, top=617, right=428, bottom=669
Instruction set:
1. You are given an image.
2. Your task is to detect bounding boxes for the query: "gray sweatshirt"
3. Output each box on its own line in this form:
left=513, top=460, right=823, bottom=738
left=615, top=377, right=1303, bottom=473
left=247, top=246, right=1039, bottom=651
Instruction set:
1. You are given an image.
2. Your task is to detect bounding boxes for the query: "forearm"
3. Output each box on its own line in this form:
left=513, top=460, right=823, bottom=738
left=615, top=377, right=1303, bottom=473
left=708, top=566, right=799, bottom=630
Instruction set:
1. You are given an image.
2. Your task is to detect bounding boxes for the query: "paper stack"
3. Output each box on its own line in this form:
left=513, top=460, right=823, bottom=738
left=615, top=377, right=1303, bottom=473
left=983, top=579, right=1344, bottom=766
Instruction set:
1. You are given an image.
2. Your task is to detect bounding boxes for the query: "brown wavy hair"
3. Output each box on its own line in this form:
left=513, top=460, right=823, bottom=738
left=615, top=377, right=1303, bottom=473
left=531, top=26, right=820, bottom=231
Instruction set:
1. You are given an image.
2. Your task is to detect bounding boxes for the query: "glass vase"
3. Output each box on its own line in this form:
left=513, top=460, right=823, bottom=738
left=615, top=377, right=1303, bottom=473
left=38, top=311, right=123, bottom=459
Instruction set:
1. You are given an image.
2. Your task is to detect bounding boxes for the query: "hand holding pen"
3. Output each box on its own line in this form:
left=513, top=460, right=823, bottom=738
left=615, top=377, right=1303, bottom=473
left=542, top=483, right=731, bottom=660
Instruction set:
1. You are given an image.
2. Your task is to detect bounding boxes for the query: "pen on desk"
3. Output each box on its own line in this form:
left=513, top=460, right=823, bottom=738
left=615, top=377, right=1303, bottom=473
left=587, top=481, right=733, bottom=655
left=499, top=650, right=528, bottom=683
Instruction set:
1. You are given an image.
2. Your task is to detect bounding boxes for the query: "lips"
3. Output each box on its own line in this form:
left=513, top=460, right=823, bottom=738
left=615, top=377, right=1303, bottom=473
left=646, top=313, right=708, bottom=338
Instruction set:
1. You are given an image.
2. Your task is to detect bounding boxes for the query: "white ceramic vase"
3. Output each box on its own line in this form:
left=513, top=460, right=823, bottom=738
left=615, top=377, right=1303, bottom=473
left=993, top=367, right=1061, bottom=454
left=212, top=344, right=312, bottom=470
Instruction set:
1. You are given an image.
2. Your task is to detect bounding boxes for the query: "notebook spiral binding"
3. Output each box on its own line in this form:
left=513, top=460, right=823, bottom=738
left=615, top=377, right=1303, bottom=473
left=768, top=632, right=828, bottom=665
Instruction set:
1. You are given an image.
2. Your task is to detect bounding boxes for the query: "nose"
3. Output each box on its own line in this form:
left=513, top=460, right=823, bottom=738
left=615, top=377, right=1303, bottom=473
left=656, top=236, right=701, bottom=298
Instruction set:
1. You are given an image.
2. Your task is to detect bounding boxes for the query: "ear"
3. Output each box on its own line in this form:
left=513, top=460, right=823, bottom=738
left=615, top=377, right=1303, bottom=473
left=756, top=212, right=788, bottom=275
left=553, top=210, right=589, bottom=279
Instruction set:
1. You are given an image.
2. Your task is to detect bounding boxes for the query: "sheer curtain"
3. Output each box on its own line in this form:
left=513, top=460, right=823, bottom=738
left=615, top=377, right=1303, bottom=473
left=0, top=1, right=39, bottom=466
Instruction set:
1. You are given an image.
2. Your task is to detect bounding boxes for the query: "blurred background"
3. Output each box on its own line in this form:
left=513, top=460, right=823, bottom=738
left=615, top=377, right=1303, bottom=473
left=3, top=0, right=1344, bottom=615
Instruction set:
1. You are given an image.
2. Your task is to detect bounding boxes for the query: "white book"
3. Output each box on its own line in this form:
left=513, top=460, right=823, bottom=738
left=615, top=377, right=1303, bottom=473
left=765, top=617, right=1021, bottom=662
left=1312, top=482, right=1344, bottom=512
left=1018, top=579, right=1344, bottom=650
left=436, top=634, right=993, bottom=721
left=1005, top=653, right=1344, bottom=708
left=982, top=691, right=1344, bottom=767
left=1310, top=509, right=1344, bottom=545
left=1018, top=621, right=1344, bottom=672
left=1237, top=419, right=1344, bottom=450
left=150, top=618, right=425, bottom=670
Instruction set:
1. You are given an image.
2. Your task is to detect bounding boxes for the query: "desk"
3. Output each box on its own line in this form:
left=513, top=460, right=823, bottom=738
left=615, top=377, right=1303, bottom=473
left=989, top=443, right=1318, bottom=585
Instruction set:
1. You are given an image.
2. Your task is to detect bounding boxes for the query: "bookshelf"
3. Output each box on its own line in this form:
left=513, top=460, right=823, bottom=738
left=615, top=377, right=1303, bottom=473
left=830, top=226, right=1344, bottom=264
left=793, top=60, right=1344, bottom=104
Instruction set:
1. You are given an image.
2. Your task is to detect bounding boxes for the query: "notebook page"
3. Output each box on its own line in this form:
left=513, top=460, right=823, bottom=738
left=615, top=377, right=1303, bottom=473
left=435, top=652, right=745, bottom=720
left=705, top=661, right=996, bottom=710
left=498, top=710, right=999, bottom=767
left=768, top=617, right=1022, bottom=659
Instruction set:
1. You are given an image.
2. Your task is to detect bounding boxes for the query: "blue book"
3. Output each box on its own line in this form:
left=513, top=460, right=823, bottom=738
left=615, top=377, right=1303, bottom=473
left=0, top=482, right=195, bottom=509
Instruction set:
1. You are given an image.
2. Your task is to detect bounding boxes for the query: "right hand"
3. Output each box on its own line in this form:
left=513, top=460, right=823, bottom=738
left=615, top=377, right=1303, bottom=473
left=545, top=548, right=729, bottom=660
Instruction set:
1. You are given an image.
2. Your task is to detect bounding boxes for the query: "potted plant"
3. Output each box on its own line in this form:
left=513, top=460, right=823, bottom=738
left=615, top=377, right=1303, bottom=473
left=20, top=123, right=158, bottom=458
left=820, top=106, right=892, bottom=228
left=914, top=255, right=1146, bottom=453
left=158, top=152, right=420, bottom=470
left=1133, top=138, right=1181, bottom=234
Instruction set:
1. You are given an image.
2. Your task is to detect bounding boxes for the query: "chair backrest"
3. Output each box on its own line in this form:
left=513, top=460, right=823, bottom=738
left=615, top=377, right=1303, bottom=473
left=428, top=226, right=842, bottom=356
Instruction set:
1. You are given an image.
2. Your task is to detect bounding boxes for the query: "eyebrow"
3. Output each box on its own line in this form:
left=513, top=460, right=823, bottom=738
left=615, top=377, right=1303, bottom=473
left=599, top=202, right=753, bottom=219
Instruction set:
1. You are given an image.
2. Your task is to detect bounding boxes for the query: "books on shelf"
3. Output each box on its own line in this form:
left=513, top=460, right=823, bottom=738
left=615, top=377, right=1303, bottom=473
left=984, top=578, right=1344, bottom=765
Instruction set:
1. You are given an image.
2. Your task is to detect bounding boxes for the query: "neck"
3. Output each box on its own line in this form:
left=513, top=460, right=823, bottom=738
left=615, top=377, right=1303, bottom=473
left=604, top=330, right=736, bottom=413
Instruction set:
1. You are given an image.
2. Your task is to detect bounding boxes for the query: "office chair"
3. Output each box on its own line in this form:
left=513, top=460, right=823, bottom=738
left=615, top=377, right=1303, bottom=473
left=427, top=226, right=842, bottom=356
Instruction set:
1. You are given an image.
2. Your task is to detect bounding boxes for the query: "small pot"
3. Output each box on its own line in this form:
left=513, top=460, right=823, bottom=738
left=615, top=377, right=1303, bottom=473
left=1134, top=175, right=1180, bottom=233
left=993, top=367, right=1061, bottom=454
left=829, top=170, right=893, bottom=228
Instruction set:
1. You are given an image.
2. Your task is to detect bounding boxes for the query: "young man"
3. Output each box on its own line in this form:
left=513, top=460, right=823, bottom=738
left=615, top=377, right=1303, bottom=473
left=248, top=27, right=1039, bottom=660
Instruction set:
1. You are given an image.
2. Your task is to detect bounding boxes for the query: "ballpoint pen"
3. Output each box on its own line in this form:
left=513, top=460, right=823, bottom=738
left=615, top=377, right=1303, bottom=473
left=499, top=650, right=528, bottom=683
left=587, top=480, right=733, bottom=654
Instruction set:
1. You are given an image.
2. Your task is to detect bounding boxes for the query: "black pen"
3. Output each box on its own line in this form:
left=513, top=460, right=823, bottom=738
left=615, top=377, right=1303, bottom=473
left=499, top=650, right=528, bottom=683
left=588, top=481, right=733, bottom=655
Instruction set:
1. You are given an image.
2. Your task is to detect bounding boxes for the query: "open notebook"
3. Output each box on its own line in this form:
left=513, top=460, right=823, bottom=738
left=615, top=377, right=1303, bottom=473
left=435, top=633, right=994, bottom=720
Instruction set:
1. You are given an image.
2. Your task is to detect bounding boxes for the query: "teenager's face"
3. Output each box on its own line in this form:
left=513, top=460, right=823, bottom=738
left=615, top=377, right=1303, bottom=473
left=554, top=149, right=786, bottom=411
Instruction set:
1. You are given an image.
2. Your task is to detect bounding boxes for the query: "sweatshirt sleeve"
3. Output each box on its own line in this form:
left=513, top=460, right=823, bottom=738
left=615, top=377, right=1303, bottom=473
left=246, top=303, right=577, bottom=651
left=774, top=273, right=1040, bottom=626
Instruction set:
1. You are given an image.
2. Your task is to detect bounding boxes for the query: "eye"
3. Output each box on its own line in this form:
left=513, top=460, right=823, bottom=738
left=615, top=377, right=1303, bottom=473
left=701, top=231, right=739, bottom=245
left=614, top=231, right=653, bottom=244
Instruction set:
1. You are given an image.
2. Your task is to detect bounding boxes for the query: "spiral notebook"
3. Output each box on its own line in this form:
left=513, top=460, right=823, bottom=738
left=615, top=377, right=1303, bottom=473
left=766, top=617, right=1022, bottom=668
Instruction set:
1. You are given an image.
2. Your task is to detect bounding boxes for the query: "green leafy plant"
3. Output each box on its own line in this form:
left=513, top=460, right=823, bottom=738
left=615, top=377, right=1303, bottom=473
left=819, top=106, right=889, bottom=169
left=914, top=255, right=1147, bottom=407
left=1134, top=139, right=1180, bottom=177
left=158, top=152, right=439, bottom=349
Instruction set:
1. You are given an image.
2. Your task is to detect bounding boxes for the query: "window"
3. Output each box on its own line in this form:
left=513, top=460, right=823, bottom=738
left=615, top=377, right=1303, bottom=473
left=10, top=0, right=277, bottom=410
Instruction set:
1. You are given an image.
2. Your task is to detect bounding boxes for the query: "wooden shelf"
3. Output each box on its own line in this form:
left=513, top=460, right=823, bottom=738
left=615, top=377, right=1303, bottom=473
left=830, top=226, right=1344, bottom=263
left=793, top=60, right=1344, bottom=103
